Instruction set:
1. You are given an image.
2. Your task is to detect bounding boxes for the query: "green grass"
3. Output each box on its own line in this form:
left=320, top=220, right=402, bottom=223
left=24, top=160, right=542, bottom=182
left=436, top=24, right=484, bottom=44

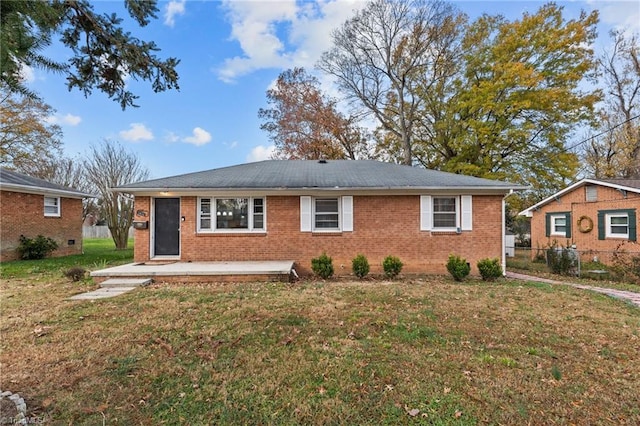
left=0, top=238, right=133, bottom=279
left=1, top=275, right=639, bottom=424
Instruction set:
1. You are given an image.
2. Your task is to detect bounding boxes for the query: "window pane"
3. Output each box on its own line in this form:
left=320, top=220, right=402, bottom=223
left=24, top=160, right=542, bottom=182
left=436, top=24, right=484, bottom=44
left=216, top=198, right=248, bottom=229
left=316, top=199, right=338, bottom=213
left=611, top=226, right=628, bottom=234
left=433, top=214, right=456, bottom=228
left=434, top=198, right=455, bottom=212
left=314, top=198, right=339, bottom=229
left=433, top=197, right=456, bottom=228
left=200, top=199, right=211, bottom=229
left=253, top=198, right=264, bottom=229
left=610, top=216, right=627, bottom=225
left=44, top=197, right=59, bottom=215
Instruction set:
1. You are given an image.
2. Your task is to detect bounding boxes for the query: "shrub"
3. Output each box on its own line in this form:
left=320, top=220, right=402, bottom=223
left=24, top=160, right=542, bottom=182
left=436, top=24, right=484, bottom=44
left=17, top=235, right=59, bottom=260
left=382, top=255, right=403, bottom=278
left=545, top=242, right=576, bottom=275
left=311, top=252, right=334, bottom=279
left=352, top=254, right=370, bottom=279
left=64, top=267, right=87, bottom=282
left=446, top=254, right=470, bottom=281
left=477, top=258, right=502, bottom=281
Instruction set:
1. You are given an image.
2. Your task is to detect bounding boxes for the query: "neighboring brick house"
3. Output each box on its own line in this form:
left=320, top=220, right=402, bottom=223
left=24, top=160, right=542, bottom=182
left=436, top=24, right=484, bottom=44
left=519, top=178, right=640, bottom=262
left=0, top=168, right=92, bottom=261
left=115, top=160, right=524, bottom=276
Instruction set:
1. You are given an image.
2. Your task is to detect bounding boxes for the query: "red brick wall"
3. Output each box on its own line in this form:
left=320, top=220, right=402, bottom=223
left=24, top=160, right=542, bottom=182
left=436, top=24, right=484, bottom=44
left=133, top=194, right=504, bottom=276
left=0, top=190, right=84, bottom=261
left=530, top=184, right=640, bottom=261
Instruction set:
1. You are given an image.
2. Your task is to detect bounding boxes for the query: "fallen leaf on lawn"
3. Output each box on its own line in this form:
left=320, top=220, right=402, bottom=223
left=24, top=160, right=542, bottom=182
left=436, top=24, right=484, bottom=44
left=407, top=408, right=420, bottom=417
left=454, top=410, right=462, bottom=418
left=444, top=387, right=451, bottom=394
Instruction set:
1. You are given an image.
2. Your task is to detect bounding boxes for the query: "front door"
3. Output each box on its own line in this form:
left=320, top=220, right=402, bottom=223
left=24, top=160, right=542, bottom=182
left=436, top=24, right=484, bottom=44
left=154, top=198, right=180, bottom=257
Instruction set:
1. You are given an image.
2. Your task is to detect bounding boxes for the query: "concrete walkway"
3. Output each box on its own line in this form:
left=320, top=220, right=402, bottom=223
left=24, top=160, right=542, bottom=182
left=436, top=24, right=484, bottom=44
left=68, top=278, right=151, bottom=300
left=506, top=271, right=640, bottom=308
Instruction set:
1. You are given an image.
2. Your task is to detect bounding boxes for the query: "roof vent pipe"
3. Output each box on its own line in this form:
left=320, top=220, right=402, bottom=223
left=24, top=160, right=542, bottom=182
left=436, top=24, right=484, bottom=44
left=318, top=159, right=327, bottom=164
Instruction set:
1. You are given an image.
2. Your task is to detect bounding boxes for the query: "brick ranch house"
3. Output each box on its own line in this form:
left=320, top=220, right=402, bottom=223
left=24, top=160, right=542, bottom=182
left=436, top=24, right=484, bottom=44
left=115, top=160, right=524, bottom=277
left=0, top=168, right=92, bottom=261
left=519, top=178, right=640, bottom=263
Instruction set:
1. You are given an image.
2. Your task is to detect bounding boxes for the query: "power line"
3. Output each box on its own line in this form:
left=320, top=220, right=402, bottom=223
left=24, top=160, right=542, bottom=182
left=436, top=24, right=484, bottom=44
left=565, top=113, right=640, bottom=152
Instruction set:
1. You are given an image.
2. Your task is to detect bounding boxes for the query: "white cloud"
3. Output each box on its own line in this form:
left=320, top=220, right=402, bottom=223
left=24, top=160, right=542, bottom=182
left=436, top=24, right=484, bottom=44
left=246, top=144, right=276, bottom=162
left=164, top=0, right=186, bottom=27
left=217, top=0, right=365, bottom=82
left=19, top=64, right=35, bottom=83
left=119, top=123, right=154, bottom=142
left=227, top=141, right=238, bottom=149
left=183, top=127, right=212, bottom=146
left=589, top=0, right=640, bottom=31
left=45, top=113, right=82, bottom=127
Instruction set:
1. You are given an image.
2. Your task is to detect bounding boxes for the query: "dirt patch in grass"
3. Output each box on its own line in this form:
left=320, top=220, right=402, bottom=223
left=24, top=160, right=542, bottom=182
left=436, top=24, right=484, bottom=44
left=1, top=276, right=639, bottom=424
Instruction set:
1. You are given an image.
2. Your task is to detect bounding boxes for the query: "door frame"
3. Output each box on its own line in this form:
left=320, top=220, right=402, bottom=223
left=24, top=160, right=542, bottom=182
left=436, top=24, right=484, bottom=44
left=150, top=197, right=181, bottom=259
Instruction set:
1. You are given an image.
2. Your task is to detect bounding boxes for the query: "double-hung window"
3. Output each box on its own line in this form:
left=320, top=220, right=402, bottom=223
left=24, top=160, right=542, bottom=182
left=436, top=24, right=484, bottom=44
left=198, top=197, right=265, bottom=232
left=44, top=196, right=60, bottom=217
left=314, top=198, right=340, bottom=230
left=433, top=197, right=457, bottom=229
left=420, top=195, right=472, bottom=232
left=545, top=212, right=571, bottom=238
left=597, top=209, right=636, bottom=241
left=606, top=213, right=629, bottom=239
left=551, top=215, right=567, bottom=236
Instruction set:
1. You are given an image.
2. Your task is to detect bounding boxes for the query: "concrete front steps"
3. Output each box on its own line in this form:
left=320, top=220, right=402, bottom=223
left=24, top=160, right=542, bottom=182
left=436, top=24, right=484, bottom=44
left=68, top=278, right=151, bottom=300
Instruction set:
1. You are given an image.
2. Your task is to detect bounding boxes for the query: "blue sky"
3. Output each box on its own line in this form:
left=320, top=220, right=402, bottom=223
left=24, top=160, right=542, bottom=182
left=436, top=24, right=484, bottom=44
left=24, top=0, right=640, bottom=179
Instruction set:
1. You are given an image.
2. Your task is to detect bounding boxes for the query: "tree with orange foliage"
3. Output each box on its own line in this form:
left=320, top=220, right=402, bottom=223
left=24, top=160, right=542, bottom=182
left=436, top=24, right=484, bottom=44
left=259, top=68, right=369, bottom=160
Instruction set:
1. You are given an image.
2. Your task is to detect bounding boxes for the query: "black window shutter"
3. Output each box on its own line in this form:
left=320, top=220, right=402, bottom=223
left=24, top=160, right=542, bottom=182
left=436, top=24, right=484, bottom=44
left=629, top=209, right=637, bottom=242
left=565, top=212, right=572, bottom=238
left=597, top=212, right=605, bottom=240
left=545, top=213, right=551, bottom=237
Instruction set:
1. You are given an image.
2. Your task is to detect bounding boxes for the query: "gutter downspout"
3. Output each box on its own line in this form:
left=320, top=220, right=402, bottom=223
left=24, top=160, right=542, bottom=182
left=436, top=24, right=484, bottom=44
left=502, top=190, right=513, bottom=276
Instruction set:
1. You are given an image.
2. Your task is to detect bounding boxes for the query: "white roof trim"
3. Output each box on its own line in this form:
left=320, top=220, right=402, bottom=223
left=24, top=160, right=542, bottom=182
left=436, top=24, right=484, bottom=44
left=519, top=178, right=640, bottom=217
left=0, top=183, right=94, bottom=199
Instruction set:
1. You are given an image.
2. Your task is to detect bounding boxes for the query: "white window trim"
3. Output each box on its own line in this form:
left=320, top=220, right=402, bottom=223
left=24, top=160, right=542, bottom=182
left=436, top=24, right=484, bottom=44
left=421, top=195, right=472, bottom=232
left=550, top=213, right=568, bottom=236
left=605, top=213, right=629, bottom=239
left=312, top=197, right=342, bottom=232
left=300, top=196, right=353, bottom=233
left=44, top=196, right=61, bottom=217
left=197, top=197, right=266, bottom=233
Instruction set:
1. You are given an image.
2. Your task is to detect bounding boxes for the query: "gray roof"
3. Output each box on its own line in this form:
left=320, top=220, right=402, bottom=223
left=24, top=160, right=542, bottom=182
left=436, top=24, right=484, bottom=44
left=0, top=168, right=93, bottom=198
left=116, top=160, right=524, bottom=193
left=600, top=178, right=640, bottom=190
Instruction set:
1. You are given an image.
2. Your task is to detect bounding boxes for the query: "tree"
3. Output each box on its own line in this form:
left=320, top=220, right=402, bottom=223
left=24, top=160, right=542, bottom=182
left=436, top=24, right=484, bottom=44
left=1, top=0, right=179, bottom=109
left=0, top=90, right=63, bottom=170
left=19, top=155, right=98, bottom=222
left=258, top=68, right=369, bottom=160
left=318, top=0, right=464, bottom=165
left=583, top=30, right=640, bottom=178
left=420, top=4, right=600, bottom=196
left=83, top=140, right=149, bottom=249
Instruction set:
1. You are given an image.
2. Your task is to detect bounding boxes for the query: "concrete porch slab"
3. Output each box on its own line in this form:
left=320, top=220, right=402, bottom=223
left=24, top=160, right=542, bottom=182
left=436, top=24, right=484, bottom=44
left=90, top=261, right=295, bottom=282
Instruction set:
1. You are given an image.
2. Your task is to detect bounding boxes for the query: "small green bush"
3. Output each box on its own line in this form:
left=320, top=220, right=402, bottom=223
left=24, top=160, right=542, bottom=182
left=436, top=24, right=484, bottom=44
left=477, top=258, right=502, bottom=281
left=17, top=235, right=59, bottom=260
left=311, top=252, right=334, bottom=279
left=64, top=267, right=87, bottom=282
left=446, top=254, right=470, bottom=281
left=351, top=254, right=370, bottom=279
left=382, top=255, right=403, bottom=278
left=546, top=242, right=576, bottom=275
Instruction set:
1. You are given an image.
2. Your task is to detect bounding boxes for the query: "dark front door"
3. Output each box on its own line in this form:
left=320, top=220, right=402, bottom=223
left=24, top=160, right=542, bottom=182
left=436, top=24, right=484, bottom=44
left=154, top=198, right=180, bottom=256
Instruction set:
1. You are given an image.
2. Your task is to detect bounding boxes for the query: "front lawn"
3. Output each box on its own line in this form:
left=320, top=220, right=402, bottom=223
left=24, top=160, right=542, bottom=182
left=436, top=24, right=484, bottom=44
left=1, top=271, right=638, bottom=424
left=0, top=238, right=133, bottom=279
